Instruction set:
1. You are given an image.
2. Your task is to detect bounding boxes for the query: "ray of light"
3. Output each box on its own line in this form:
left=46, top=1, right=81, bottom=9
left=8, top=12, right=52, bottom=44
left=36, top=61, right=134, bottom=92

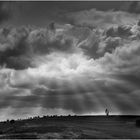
left=70, top=76, right=104, bottom=114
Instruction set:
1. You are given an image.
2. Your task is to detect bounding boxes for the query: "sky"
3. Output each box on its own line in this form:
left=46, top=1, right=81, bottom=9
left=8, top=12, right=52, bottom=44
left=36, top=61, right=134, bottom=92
left=0, top=1, right=140, bottom=120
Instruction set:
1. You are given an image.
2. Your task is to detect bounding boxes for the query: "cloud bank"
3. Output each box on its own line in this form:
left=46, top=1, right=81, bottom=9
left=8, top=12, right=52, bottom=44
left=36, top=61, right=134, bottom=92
left=1, top=8, right=140, bottom=120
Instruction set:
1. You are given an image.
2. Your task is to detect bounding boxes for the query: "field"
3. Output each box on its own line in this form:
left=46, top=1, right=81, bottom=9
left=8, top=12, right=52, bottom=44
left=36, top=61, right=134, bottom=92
left=0, top=116, right=140, bottom=139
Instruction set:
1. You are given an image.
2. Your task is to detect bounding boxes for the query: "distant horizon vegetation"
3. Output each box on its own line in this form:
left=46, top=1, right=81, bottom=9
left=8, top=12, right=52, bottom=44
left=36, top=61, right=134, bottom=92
left=2, top=114, right=140, bottom=123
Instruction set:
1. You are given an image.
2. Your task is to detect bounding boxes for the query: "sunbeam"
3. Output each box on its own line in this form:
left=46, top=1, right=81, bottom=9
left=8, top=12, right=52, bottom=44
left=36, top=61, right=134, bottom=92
left=0, top=1, right=140, bottom=121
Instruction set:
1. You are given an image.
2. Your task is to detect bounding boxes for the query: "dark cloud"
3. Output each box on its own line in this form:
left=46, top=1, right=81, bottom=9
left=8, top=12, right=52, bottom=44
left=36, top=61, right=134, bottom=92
left=1, top=3, right=140, bottom=120
left=128, top=2, right=139, bottom=13
left=104, top=25, right=132, bottom=38
left=4, top=1, right=127, bottom=26
left=0, top=27, right=30, bottom=69
left=121, top=1, right=140, bottom=14
left=0, top=2, right=11, bottom=24
left=0, top=26, right=80, bottom=70
left=97, top=37, right=122, bottom=56
left=62, top=9, right=140, bottom=29
left=78, top=32, right=100, bottom=59
left=99, top=40, right=140, bottom=75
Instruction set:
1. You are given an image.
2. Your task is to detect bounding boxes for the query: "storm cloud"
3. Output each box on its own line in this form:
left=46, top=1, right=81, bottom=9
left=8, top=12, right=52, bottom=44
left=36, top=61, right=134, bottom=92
left=1, top=1, right=140, bottom=120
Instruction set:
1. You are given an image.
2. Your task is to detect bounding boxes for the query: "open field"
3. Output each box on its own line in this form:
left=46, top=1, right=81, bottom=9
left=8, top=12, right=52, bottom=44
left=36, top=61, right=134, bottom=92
left=0, top=116, right=140, bottom=139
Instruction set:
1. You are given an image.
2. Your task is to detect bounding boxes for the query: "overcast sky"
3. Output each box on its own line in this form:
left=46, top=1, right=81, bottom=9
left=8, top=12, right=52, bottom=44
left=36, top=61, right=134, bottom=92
left=0, top=1, right=140, bottom=120
left=1, top=1, right=136, bottom=26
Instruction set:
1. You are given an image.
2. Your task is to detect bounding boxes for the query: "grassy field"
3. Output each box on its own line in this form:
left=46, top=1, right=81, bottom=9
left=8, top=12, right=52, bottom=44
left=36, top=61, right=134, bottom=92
left=0, top=116, right=140, bottom=139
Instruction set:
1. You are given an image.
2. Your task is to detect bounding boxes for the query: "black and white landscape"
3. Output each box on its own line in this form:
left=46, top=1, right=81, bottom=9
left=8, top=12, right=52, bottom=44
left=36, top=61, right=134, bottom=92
left=0, top=1, right=140, bottom=139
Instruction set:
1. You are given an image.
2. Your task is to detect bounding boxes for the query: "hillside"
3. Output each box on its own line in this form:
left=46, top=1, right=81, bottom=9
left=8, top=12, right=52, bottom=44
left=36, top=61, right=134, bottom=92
left=0, top=116, right=140, bottom=139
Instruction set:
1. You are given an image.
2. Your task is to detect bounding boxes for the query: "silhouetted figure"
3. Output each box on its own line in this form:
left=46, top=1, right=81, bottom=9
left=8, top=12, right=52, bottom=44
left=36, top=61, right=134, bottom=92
left=105, top=108, right=109, bottom=116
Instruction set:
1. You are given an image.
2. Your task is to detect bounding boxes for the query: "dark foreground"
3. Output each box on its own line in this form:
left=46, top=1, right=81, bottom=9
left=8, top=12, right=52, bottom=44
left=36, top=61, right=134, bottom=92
left=0, top=115, right=140, bottom=139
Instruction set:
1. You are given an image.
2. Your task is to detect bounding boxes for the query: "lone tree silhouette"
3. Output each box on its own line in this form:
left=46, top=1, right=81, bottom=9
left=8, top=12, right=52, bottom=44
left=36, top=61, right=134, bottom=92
left=105, top=108, right=109, bottom=116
